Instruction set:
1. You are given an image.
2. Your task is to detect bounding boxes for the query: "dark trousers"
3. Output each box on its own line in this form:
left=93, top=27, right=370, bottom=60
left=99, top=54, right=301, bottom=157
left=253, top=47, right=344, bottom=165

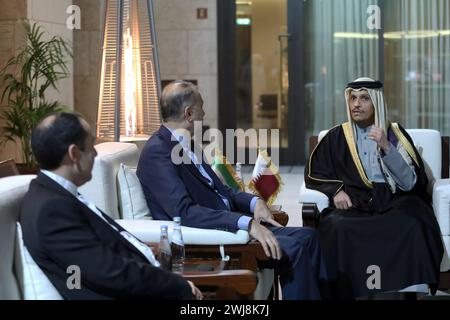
left=265, top=226, right=327, bottom=300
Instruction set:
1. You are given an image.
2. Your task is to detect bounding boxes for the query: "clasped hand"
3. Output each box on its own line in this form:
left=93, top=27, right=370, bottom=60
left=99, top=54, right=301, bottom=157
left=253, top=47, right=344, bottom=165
left=248, top=199, right=283, bottom=260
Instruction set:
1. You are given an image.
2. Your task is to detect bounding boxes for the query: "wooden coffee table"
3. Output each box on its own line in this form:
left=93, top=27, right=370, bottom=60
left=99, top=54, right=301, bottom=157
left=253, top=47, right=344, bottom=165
left=181, top=258, right=258, bottom=299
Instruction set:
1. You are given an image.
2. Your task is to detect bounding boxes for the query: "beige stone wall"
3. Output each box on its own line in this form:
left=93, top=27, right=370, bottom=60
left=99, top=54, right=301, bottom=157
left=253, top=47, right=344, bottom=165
left=0, top=0, right=74, bottom=162
left=27, top=0, right=74, bottom=110
left=0, top=0, right=28, bottom=162
left=154, top=0, right=218, bottom=129
left=73, top=0, right=103, bottom=131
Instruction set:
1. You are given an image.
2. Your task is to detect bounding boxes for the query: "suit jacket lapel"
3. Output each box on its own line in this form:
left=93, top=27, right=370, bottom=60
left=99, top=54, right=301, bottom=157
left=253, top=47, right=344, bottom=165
left=158, top=125, right=220, bottom=189
left=185, top=162, right=216, bottom=188
left=202, top=161, right=228, bottom=193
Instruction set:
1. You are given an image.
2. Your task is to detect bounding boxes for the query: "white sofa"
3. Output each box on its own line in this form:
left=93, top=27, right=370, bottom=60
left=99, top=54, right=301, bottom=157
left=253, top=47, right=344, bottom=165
left=78, top=142, right=274, bottom=299
left=299, top=129, right=450, bottom=273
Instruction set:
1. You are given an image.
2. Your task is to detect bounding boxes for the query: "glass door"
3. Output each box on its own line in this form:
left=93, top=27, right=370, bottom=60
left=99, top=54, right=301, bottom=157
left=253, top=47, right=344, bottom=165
left=218, top=0, right=310, bottom=165
left=233, top=0, right=294, bottom=164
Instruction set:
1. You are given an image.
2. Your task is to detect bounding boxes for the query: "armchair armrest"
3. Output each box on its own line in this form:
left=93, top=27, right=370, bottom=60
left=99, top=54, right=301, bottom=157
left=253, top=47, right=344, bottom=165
left=236, top=205, right=289, bottom=226
left=299, top=182, right=329, bottom=229
left=433, top=178, right=450, bottom=272
left=272, top=210, right=289, bottom=226
left=298, top=182, right=329, bottom=212
left=115, top=219, right=249, bottom=245
left=433, top=178, right=450, bottom=236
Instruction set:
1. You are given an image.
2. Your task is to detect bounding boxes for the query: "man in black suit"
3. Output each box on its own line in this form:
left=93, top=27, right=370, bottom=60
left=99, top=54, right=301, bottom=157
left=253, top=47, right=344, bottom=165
left=20, top=112, right=202, bottom=299
left=137, top=80, right=327, bottom=299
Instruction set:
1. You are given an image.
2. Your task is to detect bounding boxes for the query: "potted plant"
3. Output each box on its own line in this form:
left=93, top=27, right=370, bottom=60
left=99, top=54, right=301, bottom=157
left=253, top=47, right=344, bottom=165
left=0, top=20, right=72, bottom=172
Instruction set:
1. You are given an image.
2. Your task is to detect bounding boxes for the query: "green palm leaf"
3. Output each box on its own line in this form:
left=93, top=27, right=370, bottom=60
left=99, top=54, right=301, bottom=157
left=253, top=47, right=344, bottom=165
left=0, top=20, right=72, bottom=167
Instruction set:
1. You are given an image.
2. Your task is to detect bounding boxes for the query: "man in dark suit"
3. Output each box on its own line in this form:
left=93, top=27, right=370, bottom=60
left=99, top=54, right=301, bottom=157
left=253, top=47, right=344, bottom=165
left=20, top=112, right=202, bottom=299
left=137, top=80, right=327, bottom=299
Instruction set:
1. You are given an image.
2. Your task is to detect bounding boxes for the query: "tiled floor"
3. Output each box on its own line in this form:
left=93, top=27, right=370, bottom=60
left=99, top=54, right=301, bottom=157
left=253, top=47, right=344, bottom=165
left=242, top=166, right=304, bottom=227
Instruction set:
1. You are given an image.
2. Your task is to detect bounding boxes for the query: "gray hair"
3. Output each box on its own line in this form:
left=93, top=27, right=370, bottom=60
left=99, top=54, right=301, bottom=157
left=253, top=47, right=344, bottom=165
left=160, top=80, right=201, bottom=122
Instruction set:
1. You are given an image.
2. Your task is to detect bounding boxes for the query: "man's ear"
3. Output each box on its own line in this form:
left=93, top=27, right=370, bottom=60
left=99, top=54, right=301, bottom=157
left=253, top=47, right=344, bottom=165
left=67, top=144, right=80, bottom=163
left=184, top=105, right=193, bottom=121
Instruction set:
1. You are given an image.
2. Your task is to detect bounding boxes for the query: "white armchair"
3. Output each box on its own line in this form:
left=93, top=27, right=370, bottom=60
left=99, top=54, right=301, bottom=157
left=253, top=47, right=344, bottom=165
left=0, top=175, right=63, bottom=300
left=299, top=129, right=450, bottom=278
left=0, top=175, right=33, bottom=299
left=78, top=142, right=274, bottom=299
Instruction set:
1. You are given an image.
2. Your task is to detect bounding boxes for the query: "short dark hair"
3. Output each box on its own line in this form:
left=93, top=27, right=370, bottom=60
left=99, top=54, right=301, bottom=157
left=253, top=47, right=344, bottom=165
left=160, top=80, right=201, bottom=122
left=31, top=112, right=88, bottom=170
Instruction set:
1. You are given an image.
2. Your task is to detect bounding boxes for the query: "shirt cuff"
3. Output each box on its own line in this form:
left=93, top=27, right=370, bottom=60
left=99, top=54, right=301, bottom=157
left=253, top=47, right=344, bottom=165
left=237, top=215, right=253, bottom=231
left=250, top=196, right=260, bottom=213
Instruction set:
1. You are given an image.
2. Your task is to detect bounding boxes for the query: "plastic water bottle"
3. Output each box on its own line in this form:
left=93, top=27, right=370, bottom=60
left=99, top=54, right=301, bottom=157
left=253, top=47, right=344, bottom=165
left=171, top=217, right=185, bottom=272
left=158, top=225, right=172, bottom=271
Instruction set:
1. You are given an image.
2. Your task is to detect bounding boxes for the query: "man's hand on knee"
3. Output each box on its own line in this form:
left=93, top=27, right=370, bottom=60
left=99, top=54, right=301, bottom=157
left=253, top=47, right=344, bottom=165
left=333, top=190, right=353, bottom=210
left=249, top=220, right=282, bottom=260
left=254, top=198, right=283, bottom=227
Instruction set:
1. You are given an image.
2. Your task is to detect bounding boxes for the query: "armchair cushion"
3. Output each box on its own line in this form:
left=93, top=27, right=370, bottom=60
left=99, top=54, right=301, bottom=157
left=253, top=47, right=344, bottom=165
left=117, top=163, right=152, bottom=220
left=15, top=223, right=62, bottom=300
left=78, top=142, right=140, bottom=220
left=433, top=178, right=450, bottom=272
left=115, top=219, right=250, bottom=245
left=407, top=129, right=442, bottom=183
left=433, top=178, right=450, bottom=236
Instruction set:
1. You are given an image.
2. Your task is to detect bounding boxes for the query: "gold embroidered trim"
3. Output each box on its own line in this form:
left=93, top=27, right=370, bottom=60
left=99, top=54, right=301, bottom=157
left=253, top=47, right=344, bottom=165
left=342, top=122, right=373, bottom=189
left=390, top=123, right=419, bottom=167
left=333, top=184, right=344, bottom=197
left=307, top=125, right=344, bottom=187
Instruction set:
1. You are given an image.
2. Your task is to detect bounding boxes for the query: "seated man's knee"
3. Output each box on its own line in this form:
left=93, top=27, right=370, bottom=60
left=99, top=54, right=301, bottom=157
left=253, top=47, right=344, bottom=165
left=321, top=214, right=347, bottom=233
left=291, top=227, right=320, bottom=250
